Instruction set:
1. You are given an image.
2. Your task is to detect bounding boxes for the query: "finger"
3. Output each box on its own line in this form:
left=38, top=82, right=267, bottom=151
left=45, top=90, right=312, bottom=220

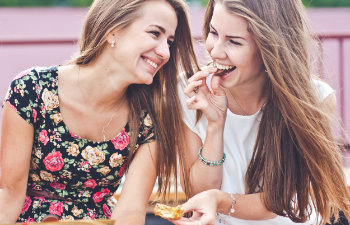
left=184, top=80, right=203, bottom=96
left=186, top=96, right=198, bottom=109
left=211, top=76, right=226, bottom=96
left=188, top=70, right=211, bottom=84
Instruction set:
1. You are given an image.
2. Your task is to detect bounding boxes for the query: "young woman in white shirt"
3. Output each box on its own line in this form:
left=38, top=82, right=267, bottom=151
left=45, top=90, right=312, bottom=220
left=173, top=0, right=350, bottom=224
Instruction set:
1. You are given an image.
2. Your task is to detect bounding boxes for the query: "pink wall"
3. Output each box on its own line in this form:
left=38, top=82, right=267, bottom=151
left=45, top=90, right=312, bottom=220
left=1, top=7, right=350, bottom=140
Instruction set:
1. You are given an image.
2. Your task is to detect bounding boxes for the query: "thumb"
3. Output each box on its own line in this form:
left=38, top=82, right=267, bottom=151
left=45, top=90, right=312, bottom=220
left=211, top=76, right=226, bottom=96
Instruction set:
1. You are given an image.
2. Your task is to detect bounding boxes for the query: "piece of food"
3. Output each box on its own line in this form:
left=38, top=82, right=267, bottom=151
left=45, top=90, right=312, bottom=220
left=213, top=66, right=236, bottom=76
left=153, top=203, right=184, bottom=220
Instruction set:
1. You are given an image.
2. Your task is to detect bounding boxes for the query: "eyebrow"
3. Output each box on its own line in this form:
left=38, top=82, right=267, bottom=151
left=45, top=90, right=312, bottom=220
left=210, top=24, right=246, bottom=41
left=151, top=25, right=175, bottom=40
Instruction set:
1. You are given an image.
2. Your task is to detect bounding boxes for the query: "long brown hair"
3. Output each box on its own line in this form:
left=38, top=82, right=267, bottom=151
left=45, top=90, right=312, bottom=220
left=203, top=0, right=350, bottom=223
left=73, top=0, right=199, bottom=200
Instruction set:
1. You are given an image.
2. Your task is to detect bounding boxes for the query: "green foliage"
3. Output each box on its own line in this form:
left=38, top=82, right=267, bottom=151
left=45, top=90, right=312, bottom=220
left=302, top=0, right=350, bottom=7
left=0, top=0, right=93, bottom=7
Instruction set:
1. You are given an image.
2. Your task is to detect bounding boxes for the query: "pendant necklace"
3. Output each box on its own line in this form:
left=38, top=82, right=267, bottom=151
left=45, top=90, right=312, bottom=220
left=226, top=89, right=248, bottom=116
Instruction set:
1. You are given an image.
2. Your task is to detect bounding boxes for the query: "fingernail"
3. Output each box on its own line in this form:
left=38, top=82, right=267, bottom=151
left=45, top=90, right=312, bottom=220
left=209, top=67, right=217, bottom=72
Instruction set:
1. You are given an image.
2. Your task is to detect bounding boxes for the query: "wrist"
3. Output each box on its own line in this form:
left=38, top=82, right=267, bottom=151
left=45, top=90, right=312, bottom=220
left=207, top=121, right=225, bottom=133
left=216, top=191, right=236, bottom=216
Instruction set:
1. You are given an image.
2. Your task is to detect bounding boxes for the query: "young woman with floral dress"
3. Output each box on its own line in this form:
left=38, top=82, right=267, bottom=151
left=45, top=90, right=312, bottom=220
left=0, top=0, right=198, bottom=224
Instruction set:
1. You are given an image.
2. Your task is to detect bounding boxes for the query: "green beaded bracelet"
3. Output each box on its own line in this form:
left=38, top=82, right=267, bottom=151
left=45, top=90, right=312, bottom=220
left=198, top=146, right=226, bottom=166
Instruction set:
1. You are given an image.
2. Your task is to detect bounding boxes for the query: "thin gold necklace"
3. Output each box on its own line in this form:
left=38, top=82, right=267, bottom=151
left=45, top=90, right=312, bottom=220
left=101, top=98, right=126, bottom=141
left=227, top=89, right=248, bottom=116
left=77, top=66, right=126, bottom=142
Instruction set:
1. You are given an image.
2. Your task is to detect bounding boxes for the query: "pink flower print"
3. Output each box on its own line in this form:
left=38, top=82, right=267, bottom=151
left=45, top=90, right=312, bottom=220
left=49, top=202, right=64, bottom=216
left=27, top=216, right=35, bottom=222
left=84, top=179, right=97, bottom=189
left=8, top=102, right=17, bottom=112
left=69, top=131, right=78, bottom=138
left=32, top=109, right=37, bottom=123
left=14, top=68, right=31, bottom=80
left=43, top=151, right=64, bottom=172
left=39, top=130, right=49, bottom=145
left=92, top=188, right=110, bottom=203
left=111, top=129, right=129, bottom=150
left=118, top=163, right=128, bottom=177
left=21, top=196, right=32, bottom=214
left=34, top=197, right=47, bottom=202
left=50, top=182, right=66, bottom=190
left=103, top=204, right=111, bottom=218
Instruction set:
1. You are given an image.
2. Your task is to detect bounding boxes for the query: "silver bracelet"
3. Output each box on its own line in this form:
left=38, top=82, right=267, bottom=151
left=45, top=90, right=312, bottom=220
left=228, top=193, right=236, bottom=217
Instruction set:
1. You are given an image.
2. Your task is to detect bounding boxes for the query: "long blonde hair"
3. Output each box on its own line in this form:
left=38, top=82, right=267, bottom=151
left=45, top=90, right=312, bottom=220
left=203, top=0, right=350, bottom=223
left=74, top=0, right=199, bottom=200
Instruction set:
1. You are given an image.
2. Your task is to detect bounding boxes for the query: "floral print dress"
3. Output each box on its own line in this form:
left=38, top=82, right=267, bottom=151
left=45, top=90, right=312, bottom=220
left=4, top=66, right=155, bottom=222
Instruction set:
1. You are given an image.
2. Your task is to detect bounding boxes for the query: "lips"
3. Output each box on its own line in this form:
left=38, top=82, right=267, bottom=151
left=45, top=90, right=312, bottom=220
left=143, top=56, right=159, bottom=69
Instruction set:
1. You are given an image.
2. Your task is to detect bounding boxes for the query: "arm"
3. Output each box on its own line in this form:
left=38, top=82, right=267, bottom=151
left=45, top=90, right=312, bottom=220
left=180, top=68, right=227, bottom=196
left=171, top=189, right=276, bottom=225
left=181, top=124, right=225, bottom=195
left=0, top=103, right=34, bottom=223
left=111, top=141, right=158, bottom=225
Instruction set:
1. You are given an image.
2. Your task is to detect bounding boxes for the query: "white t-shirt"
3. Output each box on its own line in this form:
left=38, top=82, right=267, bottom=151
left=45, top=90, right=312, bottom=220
left=178, top=75, right=335, bottom=225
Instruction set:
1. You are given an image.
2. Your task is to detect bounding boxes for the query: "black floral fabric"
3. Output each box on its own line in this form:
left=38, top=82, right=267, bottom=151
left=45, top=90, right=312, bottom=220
left=4, top=66, right=155, bottom=222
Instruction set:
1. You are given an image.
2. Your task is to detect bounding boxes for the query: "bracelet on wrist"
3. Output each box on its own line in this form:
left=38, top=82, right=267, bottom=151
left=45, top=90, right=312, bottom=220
left=198, top=146, right=226, bottom=166
left=228, top=193, right=236, bottom=217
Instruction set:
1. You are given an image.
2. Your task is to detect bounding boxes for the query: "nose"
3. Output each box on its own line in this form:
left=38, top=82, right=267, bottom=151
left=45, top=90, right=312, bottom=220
left=155, top=40, right=170, bottom=61
left=207, top=39, right=226, bottom=60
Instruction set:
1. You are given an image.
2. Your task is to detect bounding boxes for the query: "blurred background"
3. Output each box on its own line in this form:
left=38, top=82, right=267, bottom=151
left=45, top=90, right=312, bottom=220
left=0, top=0, right=349, bottom=224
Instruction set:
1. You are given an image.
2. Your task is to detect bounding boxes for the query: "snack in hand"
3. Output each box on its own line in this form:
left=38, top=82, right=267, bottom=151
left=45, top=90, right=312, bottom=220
left=153, top=203, right=184, bottom=220
left=213, top=66, right=236, bottom=76
left=207, top=62, right=236, bottom=76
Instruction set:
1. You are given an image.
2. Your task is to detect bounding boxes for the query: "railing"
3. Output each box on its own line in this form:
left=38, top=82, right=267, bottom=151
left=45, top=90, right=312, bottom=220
left=1, top=34, right=350, bottom=140
left=318, top=34, right=350, bottom=137
left=0, top=8, right=349, bottom=139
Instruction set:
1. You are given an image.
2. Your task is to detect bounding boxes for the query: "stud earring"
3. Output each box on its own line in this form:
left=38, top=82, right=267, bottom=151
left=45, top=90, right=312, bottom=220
left=111, top=41, right=115, bottom=48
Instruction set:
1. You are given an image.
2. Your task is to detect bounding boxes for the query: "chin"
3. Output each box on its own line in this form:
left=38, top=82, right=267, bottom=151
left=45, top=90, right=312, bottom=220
left=141, top=76, right=155, bottom=85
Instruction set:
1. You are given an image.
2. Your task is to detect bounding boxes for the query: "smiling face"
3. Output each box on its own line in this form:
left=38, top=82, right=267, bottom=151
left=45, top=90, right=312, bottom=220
left=110, top=0, right=177, bottom=85
left=205, top=3, right=265, bottom=89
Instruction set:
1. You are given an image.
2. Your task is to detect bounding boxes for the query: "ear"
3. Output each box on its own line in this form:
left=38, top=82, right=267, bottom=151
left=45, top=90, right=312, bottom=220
left=106, top=32, right=116, bottom=46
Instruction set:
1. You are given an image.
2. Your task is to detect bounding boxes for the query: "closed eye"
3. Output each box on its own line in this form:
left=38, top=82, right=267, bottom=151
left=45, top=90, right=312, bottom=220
left=229, top=40, right=242, bottom=46
left=209, top=29, right=218, bottom=36
left=149, top=30, right=161, bottom=38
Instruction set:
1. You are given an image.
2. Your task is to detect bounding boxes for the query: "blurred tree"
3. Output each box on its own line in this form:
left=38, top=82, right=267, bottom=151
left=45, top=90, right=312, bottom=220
left=0, top=0, right=93, bottom=7
left=303, top=0, right=350, bottom=7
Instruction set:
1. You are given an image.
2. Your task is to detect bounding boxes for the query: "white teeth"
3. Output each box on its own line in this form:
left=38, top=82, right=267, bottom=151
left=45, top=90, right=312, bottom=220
left=215, top=63, right=234, bottom=70
left=144, top=58, right=158, bottom=69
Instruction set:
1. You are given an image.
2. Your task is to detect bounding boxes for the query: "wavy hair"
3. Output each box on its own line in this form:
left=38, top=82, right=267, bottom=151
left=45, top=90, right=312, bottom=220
left=203, top=0, right=350, bottom=223
left=73, top=0, right=199, bottom=200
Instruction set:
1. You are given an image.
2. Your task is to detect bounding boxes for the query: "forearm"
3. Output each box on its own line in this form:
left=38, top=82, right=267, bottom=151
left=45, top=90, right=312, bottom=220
left=215, top=190, right=276, bottom=220
left=0, top=187, right=26, bottom=223
left=112, top=208, right=146, bottom=225
left=189, top=122, right=225, bottom=194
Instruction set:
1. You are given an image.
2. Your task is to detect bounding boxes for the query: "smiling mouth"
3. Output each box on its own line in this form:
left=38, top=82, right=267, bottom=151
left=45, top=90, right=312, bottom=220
left=143, top=57, right=159, bottom=69
left=214, top=66, right=236, bottom=76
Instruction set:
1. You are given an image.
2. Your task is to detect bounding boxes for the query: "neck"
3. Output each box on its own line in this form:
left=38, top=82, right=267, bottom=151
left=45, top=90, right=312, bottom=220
left=77, top=63, right=129, bottom=110
left=226, top=82, right=267, bottom=116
